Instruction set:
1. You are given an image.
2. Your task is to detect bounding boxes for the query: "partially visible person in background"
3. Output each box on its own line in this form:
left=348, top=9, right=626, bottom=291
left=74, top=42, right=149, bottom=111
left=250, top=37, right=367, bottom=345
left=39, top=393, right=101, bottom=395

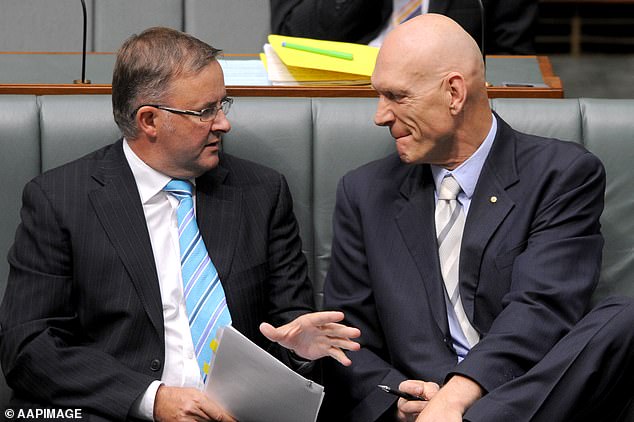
left=270, top=0, right=538, bottom=55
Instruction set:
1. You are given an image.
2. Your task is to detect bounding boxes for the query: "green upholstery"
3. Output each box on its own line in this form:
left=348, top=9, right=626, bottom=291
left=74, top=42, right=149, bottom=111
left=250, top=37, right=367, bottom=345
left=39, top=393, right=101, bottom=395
left=1, top=1, right=269, bottom=54
left=0, top=96, right=632, bottom=407
left=579, top=99, right=634, bottom=301
left=222, top=98, right=315, bottom=283
left=39, top=96, right=120, bottom=171
left=0, top=96, right=41, bottom=408
left=0, top=96, right=40, bottom=295
left=312, top=98, right=394, bottom=306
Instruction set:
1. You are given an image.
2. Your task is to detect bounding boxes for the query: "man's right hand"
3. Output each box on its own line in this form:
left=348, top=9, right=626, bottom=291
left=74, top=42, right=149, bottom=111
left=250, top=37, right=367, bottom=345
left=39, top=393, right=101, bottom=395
left=154, top=385, right=237, bottom=422
left=396, top=380, right=440, bottom=422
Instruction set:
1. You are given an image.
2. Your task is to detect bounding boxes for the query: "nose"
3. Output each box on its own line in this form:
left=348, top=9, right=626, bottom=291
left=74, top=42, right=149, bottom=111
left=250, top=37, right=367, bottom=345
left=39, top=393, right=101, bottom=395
left=374, top=96, right=394, bottom=127
left=210, top=109, right=231, bottom=133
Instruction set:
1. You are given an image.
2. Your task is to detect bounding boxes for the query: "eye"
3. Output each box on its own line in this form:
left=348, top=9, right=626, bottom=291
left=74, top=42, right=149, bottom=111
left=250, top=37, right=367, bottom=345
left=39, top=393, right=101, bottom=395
left=383, top=91, right=405, bottom=102
left=200, top=107, right=217, bottom=120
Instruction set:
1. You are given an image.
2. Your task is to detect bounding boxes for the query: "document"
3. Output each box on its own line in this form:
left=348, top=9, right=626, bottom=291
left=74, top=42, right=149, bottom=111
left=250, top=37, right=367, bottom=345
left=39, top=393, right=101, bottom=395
left=268, top=34, right=379, bottom=76
left=218, top=58, right=271, bottom=86
left=262, top=44, right=370, bottom=86
left=205, top=326, right=325, bottom=422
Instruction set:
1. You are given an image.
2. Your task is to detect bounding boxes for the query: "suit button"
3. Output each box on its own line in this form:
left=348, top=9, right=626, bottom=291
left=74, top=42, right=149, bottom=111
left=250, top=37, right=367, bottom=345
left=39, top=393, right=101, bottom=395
left=150, top=359, right=162, bottom=371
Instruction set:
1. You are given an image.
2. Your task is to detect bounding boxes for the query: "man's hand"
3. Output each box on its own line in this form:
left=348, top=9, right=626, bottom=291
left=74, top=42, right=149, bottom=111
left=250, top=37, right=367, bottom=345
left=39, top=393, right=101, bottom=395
left=396, top=380, right=440, bottom=422
left=414, top=375, right=483, bottom=422
left=153, top=385, right=237, bottom=422
left=259, top=311, right=361, bottom=366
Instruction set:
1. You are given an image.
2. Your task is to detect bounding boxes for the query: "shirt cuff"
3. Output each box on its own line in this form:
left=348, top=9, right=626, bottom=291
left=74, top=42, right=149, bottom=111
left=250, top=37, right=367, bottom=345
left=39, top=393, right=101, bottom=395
left=129, top=380, right=162, bottom=420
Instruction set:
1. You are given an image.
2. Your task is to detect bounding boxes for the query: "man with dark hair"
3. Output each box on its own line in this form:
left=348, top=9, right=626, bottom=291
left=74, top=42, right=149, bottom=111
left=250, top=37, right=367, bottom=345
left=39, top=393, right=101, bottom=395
left=321, top=14, right=634, bottom=422
left=0, top=27, right=359, bottom=421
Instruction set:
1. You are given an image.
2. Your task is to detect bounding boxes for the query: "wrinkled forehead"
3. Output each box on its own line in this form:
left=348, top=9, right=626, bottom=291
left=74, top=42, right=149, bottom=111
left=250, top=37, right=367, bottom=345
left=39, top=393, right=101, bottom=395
left=371, top=44, right=425, bottom=93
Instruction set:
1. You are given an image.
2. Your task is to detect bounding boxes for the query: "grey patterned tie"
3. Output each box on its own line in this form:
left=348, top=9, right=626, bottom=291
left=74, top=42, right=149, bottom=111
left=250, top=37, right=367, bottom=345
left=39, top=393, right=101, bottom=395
left=435, top=175, right=479, bottom=347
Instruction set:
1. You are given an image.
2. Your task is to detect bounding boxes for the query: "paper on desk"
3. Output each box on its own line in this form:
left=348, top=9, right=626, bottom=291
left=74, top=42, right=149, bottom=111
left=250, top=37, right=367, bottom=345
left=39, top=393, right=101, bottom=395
left=218, top=59, right=271, bottom=86
left=205, top=326, right=325, bottom=422
left=262, top=44, right=370, bottom=85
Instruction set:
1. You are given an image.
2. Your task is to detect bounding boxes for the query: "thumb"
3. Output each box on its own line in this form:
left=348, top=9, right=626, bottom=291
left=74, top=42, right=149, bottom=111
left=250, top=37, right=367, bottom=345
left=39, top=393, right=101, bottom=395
left=259, top=322, right=281, bottom=341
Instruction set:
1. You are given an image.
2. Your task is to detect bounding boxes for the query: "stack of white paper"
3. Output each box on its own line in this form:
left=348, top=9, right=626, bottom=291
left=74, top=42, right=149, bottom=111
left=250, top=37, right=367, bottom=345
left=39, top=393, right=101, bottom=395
left=205, top=326, right=325, bottom=422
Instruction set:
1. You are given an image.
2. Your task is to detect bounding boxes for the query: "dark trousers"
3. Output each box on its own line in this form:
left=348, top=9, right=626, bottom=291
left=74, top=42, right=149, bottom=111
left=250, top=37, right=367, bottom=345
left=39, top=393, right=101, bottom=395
left=465, top=296, right=634, bottom=422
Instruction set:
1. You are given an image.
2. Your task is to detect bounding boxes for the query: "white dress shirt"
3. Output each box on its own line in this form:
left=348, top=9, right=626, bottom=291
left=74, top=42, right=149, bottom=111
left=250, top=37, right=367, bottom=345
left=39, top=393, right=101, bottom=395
left=123, top=140, right=204, bottom=420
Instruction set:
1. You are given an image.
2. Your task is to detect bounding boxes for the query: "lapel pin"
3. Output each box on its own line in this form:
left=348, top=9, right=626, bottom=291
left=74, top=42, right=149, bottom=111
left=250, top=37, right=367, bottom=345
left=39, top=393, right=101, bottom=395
left=490, top=196, right=498, bottom=203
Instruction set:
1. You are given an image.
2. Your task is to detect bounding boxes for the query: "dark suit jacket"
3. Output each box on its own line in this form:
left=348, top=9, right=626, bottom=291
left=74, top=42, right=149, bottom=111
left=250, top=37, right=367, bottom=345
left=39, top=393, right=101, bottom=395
left=320, top=116, right=605, bottom=421
left=0, top=140, right=314, bottom=420
left=270, top=0, right=538, bottom=54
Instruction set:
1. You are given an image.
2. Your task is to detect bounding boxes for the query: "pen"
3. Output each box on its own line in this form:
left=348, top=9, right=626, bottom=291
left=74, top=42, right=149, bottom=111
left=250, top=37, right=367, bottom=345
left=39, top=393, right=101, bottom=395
left=281, top=41, right=354, bottom=60
left=377, top=384, right=426, bottom=401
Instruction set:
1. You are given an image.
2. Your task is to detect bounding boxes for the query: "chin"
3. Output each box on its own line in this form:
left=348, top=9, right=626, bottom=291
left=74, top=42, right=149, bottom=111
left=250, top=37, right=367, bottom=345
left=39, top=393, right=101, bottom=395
left=399, top=154, right=414, bottom=164
left=204, top=156, right=221, bottom=170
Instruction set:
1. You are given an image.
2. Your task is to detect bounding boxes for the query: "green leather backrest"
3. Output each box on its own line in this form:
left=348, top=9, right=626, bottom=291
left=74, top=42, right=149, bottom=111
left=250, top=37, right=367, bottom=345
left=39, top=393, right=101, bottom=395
left=1, top=96, right=633, bottom=406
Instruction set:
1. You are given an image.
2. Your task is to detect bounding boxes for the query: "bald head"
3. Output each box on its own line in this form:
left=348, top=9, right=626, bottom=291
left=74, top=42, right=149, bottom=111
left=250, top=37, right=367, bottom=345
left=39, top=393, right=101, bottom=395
left=374, top=14, right=486, bottom=96
left=371, top=14, right=493, bottom=169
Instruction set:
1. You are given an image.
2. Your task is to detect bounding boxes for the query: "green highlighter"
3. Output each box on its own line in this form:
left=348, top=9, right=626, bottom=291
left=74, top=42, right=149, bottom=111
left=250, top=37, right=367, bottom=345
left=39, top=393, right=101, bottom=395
left=281, top=41, right=354, bottom=61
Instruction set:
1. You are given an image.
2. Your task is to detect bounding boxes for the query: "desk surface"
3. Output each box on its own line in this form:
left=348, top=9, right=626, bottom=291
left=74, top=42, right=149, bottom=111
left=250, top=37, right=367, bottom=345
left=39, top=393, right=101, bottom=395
left=0, top=53, right=562, bottom=98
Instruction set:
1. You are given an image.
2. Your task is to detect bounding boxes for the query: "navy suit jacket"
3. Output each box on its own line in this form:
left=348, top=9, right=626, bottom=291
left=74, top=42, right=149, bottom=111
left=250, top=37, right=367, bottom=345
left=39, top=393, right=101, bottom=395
left=270, top=0, right=538, bottom=54
left=0, top=140, right=314, bottom=420
left=321, top=116, right=605, bottom=421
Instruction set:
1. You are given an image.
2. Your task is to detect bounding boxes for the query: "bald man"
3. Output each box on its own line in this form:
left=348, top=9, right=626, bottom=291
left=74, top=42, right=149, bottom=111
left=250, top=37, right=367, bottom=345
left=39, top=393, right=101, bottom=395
left=320, top=14, right=634, bottom=422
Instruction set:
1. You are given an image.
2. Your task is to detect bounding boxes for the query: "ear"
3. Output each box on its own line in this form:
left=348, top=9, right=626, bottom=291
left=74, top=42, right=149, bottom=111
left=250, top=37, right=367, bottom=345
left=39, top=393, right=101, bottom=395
left=135, top=106, right=160, bottom=139
left=445, top=72, right=467, bottom=115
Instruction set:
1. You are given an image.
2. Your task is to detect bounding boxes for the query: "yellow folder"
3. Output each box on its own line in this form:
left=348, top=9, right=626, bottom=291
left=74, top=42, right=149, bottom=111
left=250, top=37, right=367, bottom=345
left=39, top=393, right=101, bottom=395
left=261, top=44, right=371, bottom=85
left=268, top=34, right=379, bottom=77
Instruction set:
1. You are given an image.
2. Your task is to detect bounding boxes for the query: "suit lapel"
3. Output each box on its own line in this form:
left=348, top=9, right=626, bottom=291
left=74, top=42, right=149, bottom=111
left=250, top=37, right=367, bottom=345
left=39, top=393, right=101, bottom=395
left=88, top=141, right=164, bottom=338
left=460, top=116, right=519, bottom=326
left=195, top=164, right=242, bottom=285
left=395, top=165, right=450, bottom=338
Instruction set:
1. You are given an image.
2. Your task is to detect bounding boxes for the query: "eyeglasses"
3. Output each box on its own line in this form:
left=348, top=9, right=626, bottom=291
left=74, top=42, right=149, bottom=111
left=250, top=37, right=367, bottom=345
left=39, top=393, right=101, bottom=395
left=133, top=97, right=233, bottom=122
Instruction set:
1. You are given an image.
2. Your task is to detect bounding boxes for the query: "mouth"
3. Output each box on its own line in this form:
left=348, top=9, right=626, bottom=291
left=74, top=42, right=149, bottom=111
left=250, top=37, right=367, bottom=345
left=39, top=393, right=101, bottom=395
left=205, top=138, right=221, bottom=149
left=389, top=127, right=409, bottom=140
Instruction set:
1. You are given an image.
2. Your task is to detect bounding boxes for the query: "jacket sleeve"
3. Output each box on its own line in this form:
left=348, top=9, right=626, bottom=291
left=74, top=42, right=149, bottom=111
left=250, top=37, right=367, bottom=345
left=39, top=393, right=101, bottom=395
left=0, top=179, right=155, bottom=420
left=321, top=176, right=406, bottom=422
left=453, top=151, right=605, bottom=393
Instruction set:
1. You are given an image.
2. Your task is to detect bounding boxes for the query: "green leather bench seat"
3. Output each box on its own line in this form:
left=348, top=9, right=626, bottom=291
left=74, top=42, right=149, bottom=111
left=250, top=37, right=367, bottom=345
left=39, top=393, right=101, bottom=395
left=0, top=96, right=632, bottom=407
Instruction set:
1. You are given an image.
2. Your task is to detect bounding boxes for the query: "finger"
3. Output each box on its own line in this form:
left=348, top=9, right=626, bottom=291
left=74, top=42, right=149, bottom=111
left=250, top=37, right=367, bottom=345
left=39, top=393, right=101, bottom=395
left=318, top=336, right=361, bottom=352
left=219, top=413, right=238, bottom=422
left=300, top=311, right=346, bottom=325
left=398, top=380, right=439, bottom=401
left=397, top=396, right=428, bottom=414
left=199, top=396, right=236, bottom=422
left=259, top=322, right=282, bottom=341
left=315, top=323, right=361, bottom=339
left=328, top=347, right=353, bottom=366
left=398, top=380, right=426, bottom=397
left=422, top=381, right=440, bottom=399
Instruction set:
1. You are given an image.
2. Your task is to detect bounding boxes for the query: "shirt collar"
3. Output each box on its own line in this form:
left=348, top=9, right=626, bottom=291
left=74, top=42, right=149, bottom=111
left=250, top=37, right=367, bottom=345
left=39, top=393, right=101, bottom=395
left=123, top=139, right=177, bottom=204
left=431, top=113, right=497, bottom=199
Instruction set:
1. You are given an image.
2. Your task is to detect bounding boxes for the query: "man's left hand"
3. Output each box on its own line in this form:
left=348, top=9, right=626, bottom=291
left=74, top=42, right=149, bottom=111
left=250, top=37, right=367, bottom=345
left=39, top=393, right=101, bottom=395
left=259, top=311, right=361, bottom=366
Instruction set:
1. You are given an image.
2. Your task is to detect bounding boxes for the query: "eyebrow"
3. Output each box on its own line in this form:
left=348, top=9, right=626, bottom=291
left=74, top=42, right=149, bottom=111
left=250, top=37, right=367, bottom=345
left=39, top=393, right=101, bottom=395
left=201, top=95, right=229, bottom=109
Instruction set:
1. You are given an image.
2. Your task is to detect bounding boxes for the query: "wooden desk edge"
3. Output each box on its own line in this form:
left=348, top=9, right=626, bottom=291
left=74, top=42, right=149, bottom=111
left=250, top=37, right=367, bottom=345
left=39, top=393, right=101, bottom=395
left=0, top=56, right=563, bottom=98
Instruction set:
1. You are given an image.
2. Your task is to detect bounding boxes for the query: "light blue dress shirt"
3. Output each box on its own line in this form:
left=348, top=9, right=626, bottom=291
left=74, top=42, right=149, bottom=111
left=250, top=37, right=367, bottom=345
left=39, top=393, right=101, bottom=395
left=430, top=114, right=498, bottom=361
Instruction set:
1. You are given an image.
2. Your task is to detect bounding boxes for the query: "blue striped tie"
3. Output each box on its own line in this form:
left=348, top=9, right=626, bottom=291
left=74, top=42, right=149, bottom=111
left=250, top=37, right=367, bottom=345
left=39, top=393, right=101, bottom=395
left=164, top=179, right=232, bottom=381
